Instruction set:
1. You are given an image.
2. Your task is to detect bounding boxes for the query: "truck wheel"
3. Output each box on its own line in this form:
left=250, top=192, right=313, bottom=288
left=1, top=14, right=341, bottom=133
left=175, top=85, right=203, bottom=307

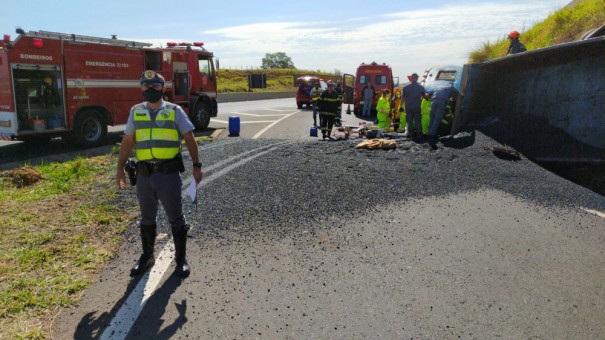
left=191, top=102, right=211, bottom=130
left=72, top=110, right=107, bottom=148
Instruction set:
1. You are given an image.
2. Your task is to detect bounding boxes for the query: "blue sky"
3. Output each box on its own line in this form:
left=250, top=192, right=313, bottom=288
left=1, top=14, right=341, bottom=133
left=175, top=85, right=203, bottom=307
left=2, top=0, right=570, bottom=78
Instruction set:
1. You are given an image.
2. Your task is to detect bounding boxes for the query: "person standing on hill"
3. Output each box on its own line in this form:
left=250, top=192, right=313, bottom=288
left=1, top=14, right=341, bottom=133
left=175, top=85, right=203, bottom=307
left=507, top=30, right=527, bottom=55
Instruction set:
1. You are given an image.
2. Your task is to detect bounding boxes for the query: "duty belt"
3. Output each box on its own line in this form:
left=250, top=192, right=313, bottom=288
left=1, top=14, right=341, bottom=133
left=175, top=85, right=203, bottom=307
left=137, top=157, right=183, bottom=176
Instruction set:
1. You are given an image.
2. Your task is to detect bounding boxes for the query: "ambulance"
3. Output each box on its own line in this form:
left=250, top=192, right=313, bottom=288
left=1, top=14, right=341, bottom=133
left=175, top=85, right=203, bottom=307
left=341, top=62, right=399, bottom=116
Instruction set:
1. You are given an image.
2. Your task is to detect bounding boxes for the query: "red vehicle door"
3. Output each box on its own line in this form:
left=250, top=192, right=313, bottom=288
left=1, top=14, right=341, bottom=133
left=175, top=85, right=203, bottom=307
left=341, top=73, right=355, bottom=105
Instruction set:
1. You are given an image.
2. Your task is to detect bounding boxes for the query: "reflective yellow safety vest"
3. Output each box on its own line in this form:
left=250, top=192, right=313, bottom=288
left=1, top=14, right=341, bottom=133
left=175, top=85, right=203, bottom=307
left=311, top=87, right=322, bottom=102
left=421, top=99, right=431, bottom=134
left=133, top=103, right=180, bottom=161
left=376, top=95, right=391, bottom=129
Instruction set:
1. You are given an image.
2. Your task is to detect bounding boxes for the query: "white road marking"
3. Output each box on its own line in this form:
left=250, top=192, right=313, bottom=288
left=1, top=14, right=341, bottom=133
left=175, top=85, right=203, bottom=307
left=582, top=208, right=605, bottom=219
left=100, top=141, right=297, bottom=340
left=220, top=112, right=289, bottom=117
left=211, top=119, right=278, bottom=124
left=252, top=111, right=299, bottom=139
left=99, top=244, right=175, bottom=340
left=266, top=108, right=295, bottom=112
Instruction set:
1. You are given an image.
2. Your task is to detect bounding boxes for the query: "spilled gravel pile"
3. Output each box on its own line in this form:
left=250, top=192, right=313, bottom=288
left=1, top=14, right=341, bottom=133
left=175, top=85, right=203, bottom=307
left=193, top=132, right=605, bottom=240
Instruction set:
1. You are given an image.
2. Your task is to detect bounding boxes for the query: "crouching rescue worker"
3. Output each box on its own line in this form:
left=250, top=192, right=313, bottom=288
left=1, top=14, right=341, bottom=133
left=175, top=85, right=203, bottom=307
left=318, top=81, right=341, bottom=139
left=116, top=70, right=203, bottom=278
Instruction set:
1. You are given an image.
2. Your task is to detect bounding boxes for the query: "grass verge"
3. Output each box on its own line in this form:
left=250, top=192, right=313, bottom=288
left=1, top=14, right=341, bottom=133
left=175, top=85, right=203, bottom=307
left=0, top=155, right=138, bottom=339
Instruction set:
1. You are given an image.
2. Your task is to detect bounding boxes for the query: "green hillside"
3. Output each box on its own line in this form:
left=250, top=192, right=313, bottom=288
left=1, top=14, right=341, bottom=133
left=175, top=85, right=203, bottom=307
left=469, top=0, right=605, bottom=63
left=217, top=69, right=338, bottom=93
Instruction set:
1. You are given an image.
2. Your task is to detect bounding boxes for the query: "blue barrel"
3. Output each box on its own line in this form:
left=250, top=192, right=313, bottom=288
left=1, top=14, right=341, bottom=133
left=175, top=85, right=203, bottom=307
left=228, top=116, right=240, bottom=136
left=310, top=126, right=318, bottom=137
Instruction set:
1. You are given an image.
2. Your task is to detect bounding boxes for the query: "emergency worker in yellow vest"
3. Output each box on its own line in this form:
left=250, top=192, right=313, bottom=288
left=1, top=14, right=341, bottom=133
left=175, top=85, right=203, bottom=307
left=311, top=82, right=322, bottom=127
left=116, top=70, right=203, bottom=278
left=376, top=89, right=391, bottom=129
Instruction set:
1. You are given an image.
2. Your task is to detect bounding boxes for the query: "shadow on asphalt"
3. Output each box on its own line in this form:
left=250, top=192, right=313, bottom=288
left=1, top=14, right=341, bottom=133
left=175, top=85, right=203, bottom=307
left=0, top=128, right=218, bottom=170
left=71, top=273, right=184, bottom=339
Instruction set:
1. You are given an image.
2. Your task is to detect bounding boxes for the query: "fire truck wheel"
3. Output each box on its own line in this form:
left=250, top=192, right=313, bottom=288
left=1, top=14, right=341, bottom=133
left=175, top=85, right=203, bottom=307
left=191, top=102, right=211, bottom=130
left=72, top=110, right=108, bottom=148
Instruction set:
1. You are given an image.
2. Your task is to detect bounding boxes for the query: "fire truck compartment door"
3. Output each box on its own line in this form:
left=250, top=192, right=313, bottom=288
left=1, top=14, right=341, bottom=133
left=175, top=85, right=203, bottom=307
left=9, top=64, right=64, bottom=135
left=173, top=62, right=189, bottom=99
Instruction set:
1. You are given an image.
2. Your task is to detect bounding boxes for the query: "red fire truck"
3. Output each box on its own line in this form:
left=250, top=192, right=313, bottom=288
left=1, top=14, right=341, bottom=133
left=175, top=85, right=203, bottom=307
left=342, top=61, right=398, bottom=116
left=0, top=29, right=219, bottom=147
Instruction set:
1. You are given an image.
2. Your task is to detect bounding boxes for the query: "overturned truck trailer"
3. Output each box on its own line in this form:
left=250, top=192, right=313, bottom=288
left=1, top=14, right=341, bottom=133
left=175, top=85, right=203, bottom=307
left=457, top=36, right=605, bottom=163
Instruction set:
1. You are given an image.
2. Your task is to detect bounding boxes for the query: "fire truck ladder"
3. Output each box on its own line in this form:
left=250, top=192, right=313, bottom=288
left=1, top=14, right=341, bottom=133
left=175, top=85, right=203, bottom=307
left=25, top=30, right=152, bottom=48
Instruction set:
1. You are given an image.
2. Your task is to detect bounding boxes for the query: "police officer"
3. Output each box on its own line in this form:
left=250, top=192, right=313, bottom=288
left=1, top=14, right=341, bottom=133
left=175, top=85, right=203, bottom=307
left=116, top=70, right=203, bottom=278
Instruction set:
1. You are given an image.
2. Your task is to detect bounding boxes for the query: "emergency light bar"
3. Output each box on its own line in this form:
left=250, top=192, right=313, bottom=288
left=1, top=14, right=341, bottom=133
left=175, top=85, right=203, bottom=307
left=32, top=38, right=43, bottom=48
left=166, top=41, right=205, bottom=48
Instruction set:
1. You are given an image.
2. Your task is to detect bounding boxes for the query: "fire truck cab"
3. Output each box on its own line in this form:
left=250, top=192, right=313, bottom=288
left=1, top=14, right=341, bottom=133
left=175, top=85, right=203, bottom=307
left=342, top=62, right=399, bottom=116
left=0, top=29, right=219, bottom=148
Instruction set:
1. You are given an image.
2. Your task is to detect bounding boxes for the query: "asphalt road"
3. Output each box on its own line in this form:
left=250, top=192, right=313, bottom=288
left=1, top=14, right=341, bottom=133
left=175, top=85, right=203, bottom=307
left=37, top=98, right=605, bottom=339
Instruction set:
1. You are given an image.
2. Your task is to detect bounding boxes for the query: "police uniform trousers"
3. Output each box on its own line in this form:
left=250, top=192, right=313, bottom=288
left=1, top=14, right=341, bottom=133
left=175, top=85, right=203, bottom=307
left=136, top=171, right=187, bottom=229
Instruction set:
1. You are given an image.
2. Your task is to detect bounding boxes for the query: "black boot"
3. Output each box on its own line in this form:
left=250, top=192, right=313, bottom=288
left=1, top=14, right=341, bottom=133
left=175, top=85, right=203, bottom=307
left=130, top=224, right=156, bottom=276
left=172, top=225, right=190, bottom=278
left=428, top=135, right=438, bottom=150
